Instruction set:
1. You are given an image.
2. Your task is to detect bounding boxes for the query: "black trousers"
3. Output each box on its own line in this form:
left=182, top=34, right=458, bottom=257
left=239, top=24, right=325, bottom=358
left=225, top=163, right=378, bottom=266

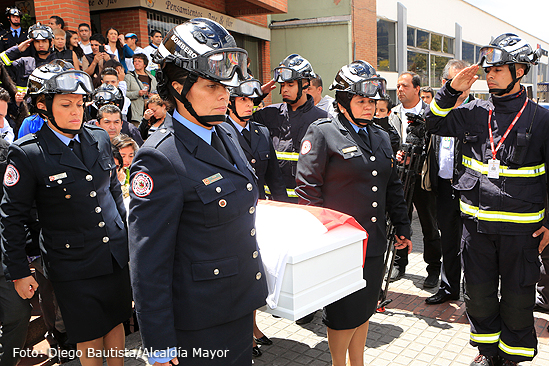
left=395, top=178, right=441, bottom=275
left=437, top=177, right=462, bottom=296
left=536, top=244, right=549, bottom=309
left=462, top=219, right=539, bottom=363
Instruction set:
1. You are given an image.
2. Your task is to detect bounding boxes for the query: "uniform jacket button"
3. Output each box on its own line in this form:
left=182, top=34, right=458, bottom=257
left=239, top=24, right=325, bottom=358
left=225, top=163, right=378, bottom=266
left=372, top=170, right=378, bottom=176
left=213, top=268, right=220, bottom=275
left=57, top=179, right=63, bottom=184
left=253, top=251, right=259, bottom=259
left=371, top=217, right=377, bottom=223
left=102, top=237, right=109, bottom=243
left=372, top=186, right=378, bottom=192
left=95, top=207, right=102, bottom=213
left=216, top=187, right=221, bottom=193
left=98, top=221, right=105, bottom=228
left=86, top=175, right=93, bottom=181
left=256, top=272, right=262, bottom=280
left=65, top=194, right=71, bottom=199
left=90, top=191, right=97, bottom=197
left=370, top=156, right=376, bottom=161
left=247, top=183, right=253, bottom=191
left=372, top=202, right=378, bottom=208
left=249, top=207, right=255, bottom=214
left=219, top=199, right=227, bottom=207
left=251, top=159, right=256, bottom=164
left=65, top=243, right=70, bottom=248
left=251, top=228, right=256, bottom=236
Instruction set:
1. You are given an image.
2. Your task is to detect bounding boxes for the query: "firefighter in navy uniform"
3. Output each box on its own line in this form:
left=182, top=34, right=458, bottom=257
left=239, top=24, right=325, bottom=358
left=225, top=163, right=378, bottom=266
left=252, top=54, right=327, bottom=202
left=224, top=77, right=288, bottom=202
left=0, top=8, right=29, bottom=56
left=426, top=34, right=548, bottom=366
left=129, top=18, right=267, bottom=366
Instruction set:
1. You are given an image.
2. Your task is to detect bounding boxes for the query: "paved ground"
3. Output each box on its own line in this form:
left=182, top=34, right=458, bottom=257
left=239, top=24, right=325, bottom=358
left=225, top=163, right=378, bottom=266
left=24, top=212, right=549, bottom=365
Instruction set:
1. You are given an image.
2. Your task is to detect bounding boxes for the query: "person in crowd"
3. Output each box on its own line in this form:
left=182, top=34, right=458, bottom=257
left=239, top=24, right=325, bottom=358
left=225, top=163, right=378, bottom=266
left=48, top=16, right=64, bottom=30
left=104, top=27, right=134, bottom=73
left=142, top=30, right=162, bottom=75
left=67, top=30, right=85, bottom=68
left=296, top=60, right=411, bottom=366
left=95, top=104, right=123, bottom=141
left=112, top=133, right=138, bottom=198
left=78, top=23, right=92, bottom=54
left=124, top=33, right=143, bottom=72
left=138, top=94, right=168, bottom=140
left=0, top=7, right=29, bottom=56
left=424, top=59, right=473, bottom=306
left=306, top=74, right=337, bottom=118
left=100, top=67, right=131, bottom=121
left=51, top=29, right=80, bottom=69
left=426, top=33, right=547, bottom=366
left=375, top=98, right=394, bottom=119
left=82, top=33, right=112, bottom=88
left=388, top=71, right=441, bottom=288
left=373, top=97, right=400, bottom=152
left=0, top=61, right=28, bottom=137
left=129, top=18, right=267, bottom=366
left=125, top=53, right=157, bottom=126
left=420, top=86, right=435, bottom=104
left=1, top=60, right=131, bottom=366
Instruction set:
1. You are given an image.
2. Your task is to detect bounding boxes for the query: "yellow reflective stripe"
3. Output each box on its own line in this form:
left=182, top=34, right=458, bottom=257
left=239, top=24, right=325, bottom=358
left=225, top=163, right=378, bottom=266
left=430, top=100, right=452, bottom=117
left=470, top=332, right=501, bottom=344
left=0, top=51, right=12, bottom=66
left=264, top=185, right=297, bottom=198
left=460, top=200, right=545, bottom=223
left=264, top=185, right=271, bottom=195
left=463, top=156, right=545, bottom=178
left=275, top=150, right=299, bottom=161
left=498, top=340, right=535, bottom=358
left=15, top=86, right=27, bottom=93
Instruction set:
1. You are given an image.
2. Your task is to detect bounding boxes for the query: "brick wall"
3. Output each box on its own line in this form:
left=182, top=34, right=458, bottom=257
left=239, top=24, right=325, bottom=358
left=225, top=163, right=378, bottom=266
left=351, top=0, right=376, bottom=67
left=34, top=0, right=90, bottom=31
left=259, top=39, right=273, bottom=105
left=186, top=0, right=226, bottom=13
left=99, top=9, right=149, bottom=49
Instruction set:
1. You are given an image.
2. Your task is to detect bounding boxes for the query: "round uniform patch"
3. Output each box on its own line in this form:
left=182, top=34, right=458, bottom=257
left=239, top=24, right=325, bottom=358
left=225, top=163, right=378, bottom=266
left=4, top=164, right=19, bottom=187
left=132, top=172, right=154, bottom=197
left=301, top=140, right=312, bottom=155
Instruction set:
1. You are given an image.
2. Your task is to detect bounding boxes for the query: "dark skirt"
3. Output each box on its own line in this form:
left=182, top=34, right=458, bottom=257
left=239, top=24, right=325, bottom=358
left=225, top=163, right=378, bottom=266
left=52, top=258, right=132, bottom=344
left=323, top=254, right=385, bottom=330
left=176, top=313, right=253, bottom=366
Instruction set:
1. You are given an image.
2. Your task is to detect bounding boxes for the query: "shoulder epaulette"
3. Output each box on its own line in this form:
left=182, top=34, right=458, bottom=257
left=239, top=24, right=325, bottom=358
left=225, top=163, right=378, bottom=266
left=15, top=133, right=38, bottom=146
left=146, top=127, right=172, bottom=148
left=312, top=117, right=332, bottom=126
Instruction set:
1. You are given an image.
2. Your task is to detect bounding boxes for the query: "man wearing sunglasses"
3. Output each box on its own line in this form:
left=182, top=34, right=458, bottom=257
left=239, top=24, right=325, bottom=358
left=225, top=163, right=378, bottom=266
left=426, top=33, right=547, bottom=366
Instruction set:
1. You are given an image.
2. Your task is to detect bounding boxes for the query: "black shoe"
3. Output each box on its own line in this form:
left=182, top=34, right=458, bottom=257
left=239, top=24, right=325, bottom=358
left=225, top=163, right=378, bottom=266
left=252, top=346, right=262, bottom=358
left=425, top=291, right=460, bottom=305
left=389, top=266, right=405, bottom=281
left=423, top=273, right=439, bottom=288
left=470, top=354, right=497, bottom=366
left=254, top=335, right=273, bottom=346
left=295, top=313, right=315, bottom=325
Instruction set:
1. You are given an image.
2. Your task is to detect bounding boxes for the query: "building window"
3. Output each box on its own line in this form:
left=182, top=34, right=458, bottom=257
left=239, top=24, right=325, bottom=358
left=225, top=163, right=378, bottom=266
left=377, top=19, right=396, bottom=72
left=462, top=42, right=476, bottom=65
left=430, top=55, right=452, bottom=86
left=408, top=51, right=428, bottom=86
left=538, top=63, right=548, bottom=83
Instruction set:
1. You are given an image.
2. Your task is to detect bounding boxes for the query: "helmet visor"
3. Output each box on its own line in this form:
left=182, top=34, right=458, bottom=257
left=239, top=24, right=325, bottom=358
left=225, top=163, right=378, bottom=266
left=478, top=46, right=511, bottom=66
left=94, top=90, right=116, bottom=103
left=200, top=49, right=248, bottom=81
left=349, top=78, right=387, bottom=99
left=233, top=79, right=262, bottom=98
left=45, top=71, right=94, bottom=95
left=29, top=28, right=51, bottom=40
left=273, top=67, right=300, bottom=82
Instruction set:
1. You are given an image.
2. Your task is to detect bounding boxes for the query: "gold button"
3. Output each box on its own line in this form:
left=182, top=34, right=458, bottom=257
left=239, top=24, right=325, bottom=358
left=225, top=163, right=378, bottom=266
left=216, top=187, right=221, bottom=193
left=372, top=170, right=378, bottom=176
left=371, top=217, right=377, bottom=223
left=251, top=159, right=256, bottom=164
left=266, top=154, right=269, bottom=158
left=86, top=175, right=93, bottom=181
left=65, top=194, right=71, bottom=199
left=219, top=199, right=227, bottom=207
left=90, top=191, right=97, bottom=197
left=370, top=156, right=376, bottom=161
left=372, top=186, right=378, bottom=192
left=213, top=268, right=220, bottom=275
left=372, top=202, right=378, bottom=208
left=253, top=251, right=259, bottom=259
left=57, top=179, right=62, bottom=184
left=251, top=228, right=256, bottom=236
left=247, top=183, right=253, bottom=191
left=95, top=207, right=102, bottom=213
left=249, top=207, right=255, bottom=214
left=98, top=221, right=105, bottom=228
left=102, top=237, right=109, bottom=243
left=256, top=272, right=262, bottom=280
left=65, top=243, right=70, bottom=248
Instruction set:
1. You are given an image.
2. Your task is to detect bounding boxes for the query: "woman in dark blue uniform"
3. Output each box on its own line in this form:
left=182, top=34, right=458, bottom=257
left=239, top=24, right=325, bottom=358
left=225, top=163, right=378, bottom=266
left=296, top=61, right=412, bottom=366
left=1, top=60, right=131, bottom=366
left=128, top=19, right=267, bottom=366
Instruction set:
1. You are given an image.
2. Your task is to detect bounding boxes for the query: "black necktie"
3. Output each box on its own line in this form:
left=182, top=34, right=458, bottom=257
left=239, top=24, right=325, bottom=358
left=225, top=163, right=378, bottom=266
left=211, top=130, right=234, bottom=165
left=68, top=140, right=83, bottom=162
left=241, top=128, right=251, bottom=147
left=358, top=128, right=370, bottom=149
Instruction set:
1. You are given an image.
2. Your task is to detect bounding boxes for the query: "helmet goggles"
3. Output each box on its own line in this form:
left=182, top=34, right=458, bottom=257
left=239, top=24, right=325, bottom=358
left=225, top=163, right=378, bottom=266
left=94, top=90, right=118, bottom=104
left=43, top=71, right=94, bottom=95
left=345, top=77, right=387, bottom=99
left=273, top=66, right=303, bottom=82
left=232, top=79, right=262, bottom=98
left=29, top=28, right=52, bottom=40
left=478, top=46, right=515, bottom=67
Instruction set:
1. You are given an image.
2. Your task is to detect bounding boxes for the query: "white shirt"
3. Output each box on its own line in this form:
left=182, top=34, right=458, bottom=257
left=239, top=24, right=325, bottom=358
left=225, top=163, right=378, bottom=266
left=79, top=41, right=92, bottom=55
left=399, top=99, right=423, bottom=142
left=143, top=44, right=159, bottom=72
left=0, top=118, right=14, bottom=143
left=316, top=95, right=337, bottom=119
left=125, top=46, right=143, bottom=72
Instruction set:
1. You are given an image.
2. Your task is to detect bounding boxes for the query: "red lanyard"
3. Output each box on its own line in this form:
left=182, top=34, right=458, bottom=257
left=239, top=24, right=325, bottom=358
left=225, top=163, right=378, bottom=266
left=487, top=98, right=528, bottom=160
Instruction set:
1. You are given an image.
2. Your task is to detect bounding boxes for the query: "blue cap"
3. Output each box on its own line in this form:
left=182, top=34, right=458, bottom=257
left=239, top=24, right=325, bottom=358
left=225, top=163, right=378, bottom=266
left=124, top=33, right=137, bottom=40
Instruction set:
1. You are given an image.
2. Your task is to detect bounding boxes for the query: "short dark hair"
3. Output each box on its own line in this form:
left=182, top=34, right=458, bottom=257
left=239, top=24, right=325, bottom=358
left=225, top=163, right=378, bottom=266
left=378, top=97, right=394, bottom=111
left=78, top=23, right=90, bottom=30
left=0, top=87, right=10, bottom=103
left=90, top=33, right=106, bottom=45
left=400, top=71, right=421, bottom=89
left=112, top=133, right=138, bottom=152
left=150, top=29, right=162, bottom=38
left=420, top=86, right=434, bottom=98
left=98, top=104, right=122, bottom=122
left=50, top=16, right=64, bottom=29
left=132, top=53, right=148, bottom=67
left=101, top=67, right=119, bottom=79
left=310, top=75, right=323, bottom=88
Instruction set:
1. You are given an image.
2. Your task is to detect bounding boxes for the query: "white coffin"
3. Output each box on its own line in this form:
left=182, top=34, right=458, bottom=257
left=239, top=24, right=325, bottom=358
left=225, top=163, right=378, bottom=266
left=256, top=204, right=367, bottom=321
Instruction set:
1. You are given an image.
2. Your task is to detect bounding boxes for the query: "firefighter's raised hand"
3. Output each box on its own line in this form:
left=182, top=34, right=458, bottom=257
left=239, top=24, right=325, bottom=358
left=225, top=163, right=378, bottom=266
left=534, top=226, right=549, bottom=254
left=450, top=64, right=479, bottom=92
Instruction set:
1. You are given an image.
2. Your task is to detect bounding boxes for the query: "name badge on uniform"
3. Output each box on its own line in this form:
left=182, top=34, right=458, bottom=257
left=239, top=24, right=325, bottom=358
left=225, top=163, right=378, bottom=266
left=442, top=137, right=452, bottom=150
left=487, top=159, right=500, bottom=179
left=49, top=172, right=68, bottom=182
left=202, top=173, right=223, bottom=186
left=342, top=146, right=358, bottom=154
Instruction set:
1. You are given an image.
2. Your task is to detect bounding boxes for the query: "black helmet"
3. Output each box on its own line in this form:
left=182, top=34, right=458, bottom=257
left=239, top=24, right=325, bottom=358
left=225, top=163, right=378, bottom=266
left=153, top=18, right=248, bottom=127
left=93, top=83, right=123, bottom=110
left=28, top=23, right=53, bottom=41
left=228, top=78, right=262, bottom=122
left=478, top=33, right=541, bottom=95
left=273, top=54, right=316, bottom=83
left=5, top=7, right=22, bottom=18
left=27, top=60, right=94, bottom=135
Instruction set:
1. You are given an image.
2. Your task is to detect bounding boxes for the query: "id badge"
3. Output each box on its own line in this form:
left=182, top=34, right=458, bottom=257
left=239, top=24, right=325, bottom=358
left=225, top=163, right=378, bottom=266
left=487, top=159, right=500, bottom=179
left=442, top=137, right=452, bottom=149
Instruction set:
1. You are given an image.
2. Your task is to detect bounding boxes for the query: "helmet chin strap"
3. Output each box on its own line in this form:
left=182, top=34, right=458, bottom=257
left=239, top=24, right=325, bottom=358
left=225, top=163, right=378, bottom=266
left=488, top=64, right=522, bottom=96
left=228, top=100, right=251, bottom=122
left=41, top=95, right=83, bottom=135
left=169, top=72, right=226, bottom=128
left=336, top=92, right=373, bottom=127
left=281, top=79, right=309, bottom=105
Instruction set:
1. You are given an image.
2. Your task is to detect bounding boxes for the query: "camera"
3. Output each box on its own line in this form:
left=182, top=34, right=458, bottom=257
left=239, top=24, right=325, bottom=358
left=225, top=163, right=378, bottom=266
left=404, top=112, right=427, bottom=146
left=99, top=45, right=105, bottom=53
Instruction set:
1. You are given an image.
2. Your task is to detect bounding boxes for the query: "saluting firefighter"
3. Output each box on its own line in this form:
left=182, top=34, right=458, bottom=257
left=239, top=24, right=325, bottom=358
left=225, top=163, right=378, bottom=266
left=1, top=60, right=132, bottom=366
left=224, top=77, right=288, bottom=202
left=128, top=18, right=268, bottom=366
left=0, top=8, right=29, bottom=56
left=426, top=34, right=548, bottom=366
left=296, top=61, right=412, bottom=366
